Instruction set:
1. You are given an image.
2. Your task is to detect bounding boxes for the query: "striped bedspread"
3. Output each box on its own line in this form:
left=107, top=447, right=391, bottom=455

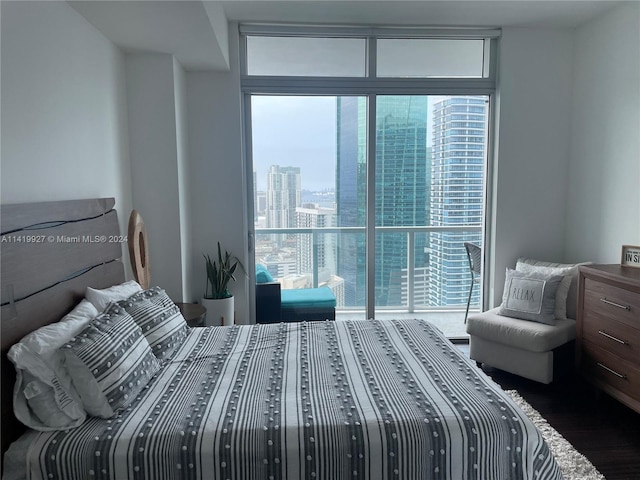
left=7, top=319, right=563, bottom=479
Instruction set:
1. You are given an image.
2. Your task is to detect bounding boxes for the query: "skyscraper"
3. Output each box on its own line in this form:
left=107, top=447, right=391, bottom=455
left=266, top=165, right=301, bottom=229
left=336, top=97, right=367, bottom=307
left=336, top=96, right=429, bottom=307
left=253, top=171, right=259, bottom=222
left=428, top=96, right=487, bottom=307
left=295, top=205, right=337, bottom=279
left=375, top=97, right=428, bottom=306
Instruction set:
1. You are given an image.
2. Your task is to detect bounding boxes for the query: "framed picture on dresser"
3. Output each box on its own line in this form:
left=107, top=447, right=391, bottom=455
left=621, top=245, right=640, bottom=268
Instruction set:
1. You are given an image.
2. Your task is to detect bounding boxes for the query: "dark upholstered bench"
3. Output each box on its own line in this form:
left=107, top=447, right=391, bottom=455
left=255, top=265, right=336, bottom=324
left=280, top=286, right=336, bottom=322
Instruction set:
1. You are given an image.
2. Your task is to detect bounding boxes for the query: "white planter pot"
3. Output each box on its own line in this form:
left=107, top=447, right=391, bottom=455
left=201, top=296, right=234, bottom=327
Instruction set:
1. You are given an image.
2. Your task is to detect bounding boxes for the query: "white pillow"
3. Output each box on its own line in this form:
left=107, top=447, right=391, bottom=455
left=85, top=280, right=142, bottom=312
left=516, top=258, right=591, bottom=320
left=8, top=299, right=98, bottom=430
left=14, top=299, right=99, bottom=359
left=516, top=263, right=574, bottom=320
left=499, top=268, right=563, bottom=325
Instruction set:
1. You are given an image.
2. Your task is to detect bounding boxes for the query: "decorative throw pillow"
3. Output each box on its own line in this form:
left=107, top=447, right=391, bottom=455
left=516, top=258, right=592, bottom=320
left=7, top=299, right=98, bottom=430
left=499, top=268, right=563, bottom=325
left=516, top=263, right=573, bottom=320
left=118, top=287, right=189, bottom=361
left=85, top=280, right=143, bottom=313
left=61, top=303, right=160, bottom=418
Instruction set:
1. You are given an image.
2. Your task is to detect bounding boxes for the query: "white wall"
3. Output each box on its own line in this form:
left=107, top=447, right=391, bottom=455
left=125, top=53, right=190, bottom=301
left=186, top=24, right=250, bottom=323
left=174, top=58, right=193, bottom=301
left=566, top=2, right=640, bottom=263
left=489, top=28, right=574, bottom=305
left=0, top=1, right=132, bottom=268
left=203, top=1, right=230, bottom=68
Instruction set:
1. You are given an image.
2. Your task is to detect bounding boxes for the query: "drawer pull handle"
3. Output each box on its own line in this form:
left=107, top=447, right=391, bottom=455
left=600, top=298, right=631, bottom=311
left=597, top=330, right=629, bottom=345
left=596, top=362, right=627, bottom=379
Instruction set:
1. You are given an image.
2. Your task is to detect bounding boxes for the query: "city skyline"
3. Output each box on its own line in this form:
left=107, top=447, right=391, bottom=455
left=251, top=95, right=445, bottom=192
left=252, top=95, right=486, bottom=311
left=251, top=96, right=336, bottom=192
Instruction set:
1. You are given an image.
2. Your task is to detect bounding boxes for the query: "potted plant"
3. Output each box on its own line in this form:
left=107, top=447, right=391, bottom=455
left=202, top=242, right=245, bottom=326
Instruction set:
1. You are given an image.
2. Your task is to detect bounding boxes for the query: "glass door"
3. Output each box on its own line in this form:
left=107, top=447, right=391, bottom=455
left=249, top=94, right=488, bottom=331
left=373, top=96, right=488, bottom=323
left=251, top=95, right=367, bottom=319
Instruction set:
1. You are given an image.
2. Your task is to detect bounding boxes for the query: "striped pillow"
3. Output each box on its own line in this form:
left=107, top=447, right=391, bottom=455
left=118, top=287, right=189, bottom=361
left=61, top=303, right=160, bottom=418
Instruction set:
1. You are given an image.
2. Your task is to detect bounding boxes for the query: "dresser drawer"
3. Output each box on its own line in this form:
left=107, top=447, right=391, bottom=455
left=583, top=278, right=640, bottom=329
left=581, top=340, right=640, bottom=402
left=582, top=313, right=639, bottom=364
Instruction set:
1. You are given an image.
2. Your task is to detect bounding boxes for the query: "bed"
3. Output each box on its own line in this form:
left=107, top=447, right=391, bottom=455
left=1, top=198, right=563, bottom=480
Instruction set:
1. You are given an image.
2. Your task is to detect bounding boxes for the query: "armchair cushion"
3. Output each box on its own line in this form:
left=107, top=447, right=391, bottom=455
left=467, top=307, right=576, bottom=353
left=281, top=287, right=336, bottom=310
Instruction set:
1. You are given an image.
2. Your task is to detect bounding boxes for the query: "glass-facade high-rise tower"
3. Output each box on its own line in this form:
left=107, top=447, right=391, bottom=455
left=375, top=97, right=428, bottom=306
left=336, top=97, right=367, bottom=306
left=336, top=96, right=428, bottom=307
left=428, top=96, right=487, bottom=307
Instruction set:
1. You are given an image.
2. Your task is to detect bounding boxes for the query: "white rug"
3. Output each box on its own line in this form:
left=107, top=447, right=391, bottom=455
left=506, top=390, right=606, bottom=480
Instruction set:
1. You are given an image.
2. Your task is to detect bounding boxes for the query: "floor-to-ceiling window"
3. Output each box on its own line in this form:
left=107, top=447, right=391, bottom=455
left=242, top=26, right=497, bottom=337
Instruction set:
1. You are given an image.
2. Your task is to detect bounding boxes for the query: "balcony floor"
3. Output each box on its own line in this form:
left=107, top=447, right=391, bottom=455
left=336, top=309, right=476, bottom=339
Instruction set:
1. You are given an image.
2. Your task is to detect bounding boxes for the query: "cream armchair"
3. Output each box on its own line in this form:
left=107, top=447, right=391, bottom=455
left=466, top=258, right=588, bottom=384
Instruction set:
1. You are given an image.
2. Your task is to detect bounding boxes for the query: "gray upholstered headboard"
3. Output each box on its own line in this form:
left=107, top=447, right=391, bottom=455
left=1, top=198, right=126, bottom=455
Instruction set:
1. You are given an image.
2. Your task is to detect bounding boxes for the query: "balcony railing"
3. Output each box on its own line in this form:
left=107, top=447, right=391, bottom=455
left=254, top=225, right=482, bottom=314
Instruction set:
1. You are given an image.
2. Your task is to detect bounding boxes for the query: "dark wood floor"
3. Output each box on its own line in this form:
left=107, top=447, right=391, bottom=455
left=455, top=344, right=640, bottom=480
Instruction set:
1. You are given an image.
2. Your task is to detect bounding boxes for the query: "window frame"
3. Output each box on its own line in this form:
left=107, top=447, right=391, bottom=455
left=240, top=25, right=499, bottom=321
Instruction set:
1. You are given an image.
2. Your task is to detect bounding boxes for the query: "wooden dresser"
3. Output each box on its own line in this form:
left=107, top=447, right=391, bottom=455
left=576, top=264, right=640, bottom=413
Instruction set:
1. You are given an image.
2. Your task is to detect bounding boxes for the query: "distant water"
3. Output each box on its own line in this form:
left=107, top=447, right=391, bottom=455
left=301, top=190, right=336, bottom=208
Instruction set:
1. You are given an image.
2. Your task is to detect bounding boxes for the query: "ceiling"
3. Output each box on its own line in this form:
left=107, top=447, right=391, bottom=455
left=69, top=0, right=622, bottom=71
left=221, top=0, right=620, bottom=28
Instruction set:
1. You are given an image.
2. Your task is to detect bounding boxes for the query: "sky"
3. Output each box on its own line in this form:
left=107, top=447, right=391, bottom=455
left=251, top=95, right=442, bottom=192
left=251, top=96, right=337, bottom=192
